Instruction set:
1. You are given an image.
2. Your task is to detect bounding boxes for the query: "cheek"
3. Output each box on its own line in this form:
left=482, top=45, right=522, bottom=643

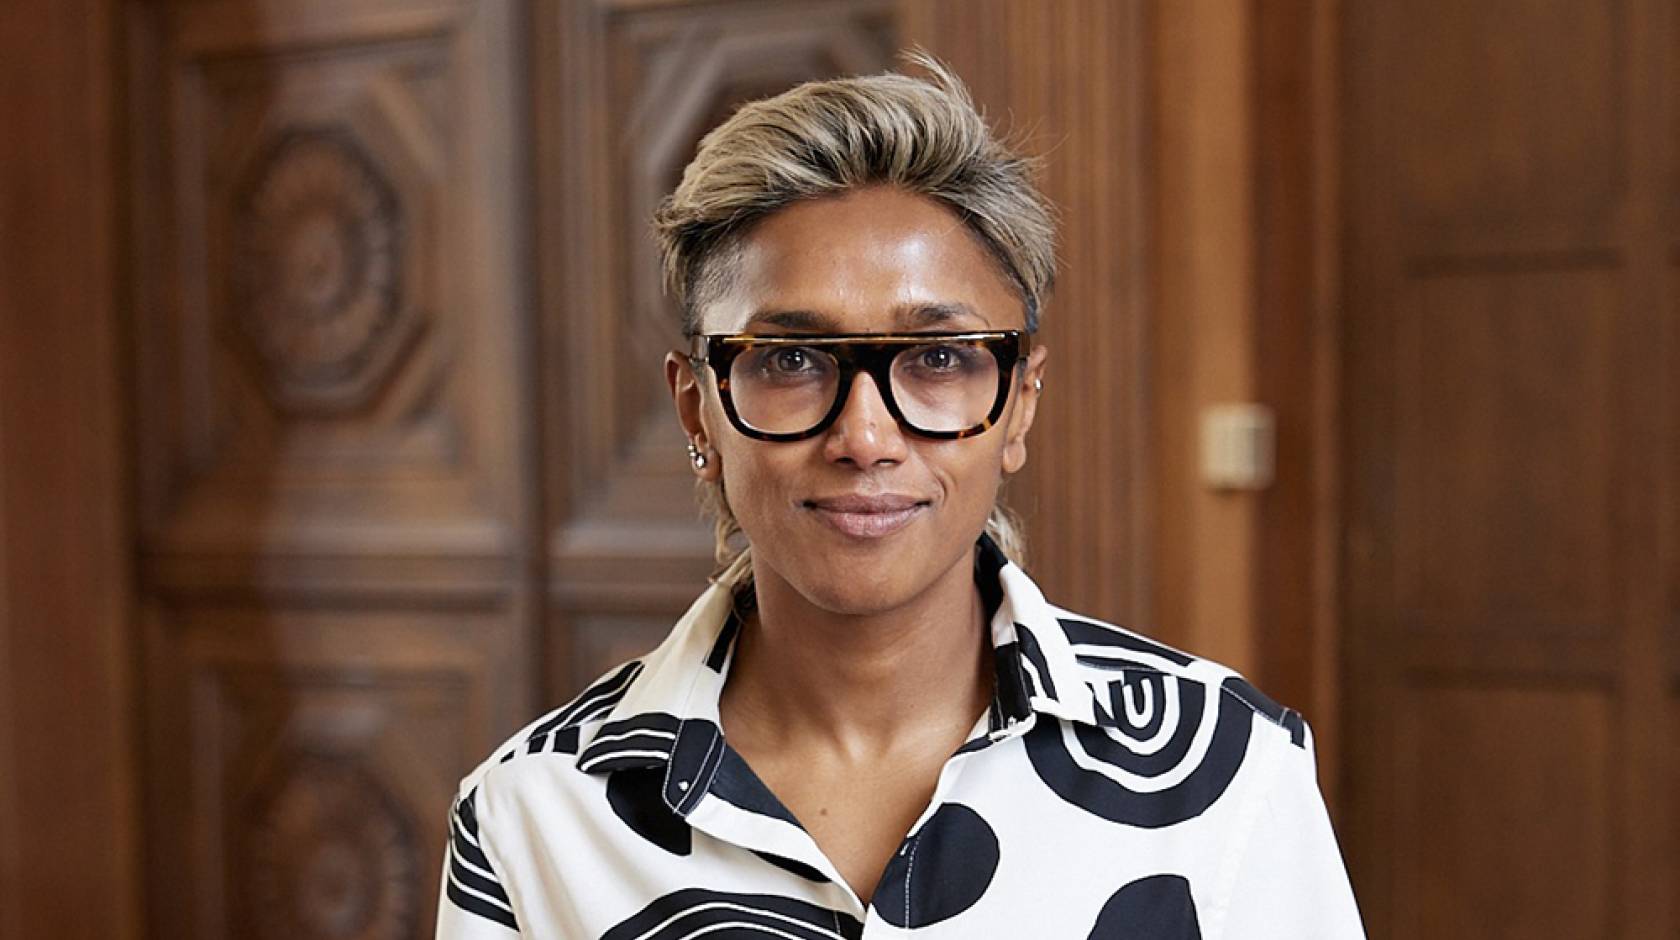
left=710, top=419, right=1010, bottom=547
left=921, top=439, right=1009, bottom=517
left=714, top=440, right=800, bottom=531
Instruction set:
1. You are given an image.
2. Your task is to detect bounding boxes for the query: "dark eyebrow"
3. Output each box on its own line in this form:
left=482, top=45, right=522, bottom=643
left=891, top=302, right=987, bottom=329
left=742, top=309, right=841, bottom=332
left=741, top=302, right=989, bottom=333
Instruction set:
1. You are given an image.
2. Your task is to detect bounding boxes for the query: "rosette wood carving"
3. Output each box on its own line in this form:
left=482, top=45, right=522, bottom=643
left=244, top=755, right=419, bottom=940
left=233, top=126, right=417, bottom=414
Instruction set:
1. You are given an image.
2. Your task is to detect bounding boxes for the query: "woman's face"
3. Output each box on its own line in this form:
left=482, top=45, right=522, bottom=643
left=666, top=186, right=1048, bottom=616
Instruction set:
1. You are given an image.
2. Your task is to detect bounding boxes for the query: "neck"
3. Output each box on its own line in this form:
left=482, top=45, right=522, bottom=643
left=720, top=547, right=993, bottom=761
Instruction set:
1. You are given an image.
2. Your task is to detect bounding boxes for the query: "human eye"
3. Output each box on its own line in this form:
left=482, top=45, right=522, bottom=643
left=746, top=344, right=831, bottom=382
left=905, top=343, right=983, bottom=378
left=771, top=346, right=819, bottom=373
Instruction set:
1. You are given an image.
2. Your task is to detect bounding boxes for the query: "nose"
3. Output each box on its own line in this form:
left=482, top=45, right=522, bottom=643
left=822, top=371, right=909, bottom=467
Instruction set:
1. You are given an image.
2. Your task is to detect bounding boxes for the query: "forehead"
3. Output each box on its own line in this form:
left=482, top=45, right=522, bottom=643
left=699, top=187, right=1024, bottom=334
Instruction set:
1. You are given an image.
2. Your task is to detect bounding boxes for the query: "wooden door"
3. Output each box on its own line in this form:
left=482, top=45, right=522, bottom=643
left=127, top=3, right=537, bottom=937
left=1340, top=1, right=1677, bottom=936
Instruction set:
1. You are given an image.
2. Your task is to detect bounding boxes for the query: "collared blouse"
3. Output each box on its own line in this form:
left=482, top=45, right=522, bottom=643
left=435, top=537, right=1365, bottom=938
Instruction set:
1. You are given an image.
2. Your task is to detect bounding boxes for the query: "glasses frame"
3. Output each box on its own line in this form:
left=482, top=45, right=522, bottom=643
left=687, top=330, right=1031, bottom=442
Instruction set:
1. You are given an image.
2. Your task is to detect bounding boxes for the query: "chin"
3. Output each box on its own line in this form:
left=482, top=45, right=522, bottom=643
left=788, top=571, right=921, bottom=617
left=772, top=536, right=953, bottom=616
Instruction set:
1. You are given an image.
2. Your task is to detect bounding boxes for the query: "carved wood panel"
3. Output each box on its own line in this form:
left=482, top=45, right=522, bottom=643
left=129, top=2, right=532, bottom=938
left=132, top=7, right=519, bottom=559
left=142, top=603, right=498, bottom=940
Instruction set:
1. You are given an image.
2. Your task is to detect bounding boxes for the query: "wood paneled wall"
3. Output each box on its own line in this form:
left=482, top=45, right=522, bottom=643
left=1252, top=0, right=1344, bottom=802
left=126, top=2, right=536, bottom=936
left=900, top=0, right=1156, bottom=637
left=1340, top=0, right=1678, bottom=935
left=24, top=0, right=1680, bottom=936
left=0, top=1, right=140, bottom=938
left=4, top=1, right=1338, bottom=936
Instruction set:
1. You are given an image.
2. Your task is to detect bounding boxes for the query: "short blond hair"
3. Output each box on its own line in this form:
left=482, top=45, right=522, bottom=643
left=655, top=54, right=1055, bottom=576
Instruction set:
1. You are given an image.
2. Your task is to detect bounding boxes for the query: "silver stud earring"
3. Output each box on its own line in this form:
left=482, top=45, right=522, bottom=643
left=686, top=441, right=708, bottom=470
left=1034, top=378, right=1044, bottom=394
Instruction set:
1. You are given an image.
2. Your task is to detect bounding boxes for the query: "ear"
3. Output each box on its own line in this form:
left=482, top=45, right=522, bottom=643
left=666, top=351, right=722, bottom=481
left=1000, top=343, right=1048, bottom=475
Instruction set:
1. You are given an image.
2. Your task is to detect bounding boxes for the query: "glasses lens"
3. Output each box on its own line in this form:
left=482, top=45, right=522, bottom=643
left=890, top=340, right=1000, bottom=433
left=728, top=344, right=840, bottom=434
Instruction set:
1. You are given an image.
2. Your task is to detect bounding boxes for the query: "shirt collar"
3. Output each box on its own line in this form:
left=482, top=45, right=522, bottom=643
left=574, top=533, right=1103, bottom=779
left=973, top=532, right=1103, bottom=729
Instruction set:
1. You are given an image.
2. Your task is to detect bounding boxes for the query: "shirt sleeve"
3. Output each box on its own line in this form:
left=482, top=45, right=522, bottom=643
left=435, top=786, right=522, bottom=938
left=1217, top=724, right=1367, bottom=939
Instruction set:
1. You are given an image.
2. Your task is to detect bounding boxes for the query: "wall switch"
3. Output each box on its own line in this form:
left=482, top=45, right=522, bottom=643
left=1200, top=403, right=1276, bottom=491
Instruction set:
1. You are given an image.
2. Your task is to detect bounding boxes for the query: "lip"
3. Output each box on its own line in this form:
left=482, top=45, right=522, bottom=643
left=804, top=494, right=929, bottom=539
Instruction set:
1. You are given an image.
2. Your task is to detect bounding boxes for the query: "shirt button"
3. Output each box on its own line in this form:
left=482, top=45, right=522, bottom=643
left=676, top=780, right=690, bottom=792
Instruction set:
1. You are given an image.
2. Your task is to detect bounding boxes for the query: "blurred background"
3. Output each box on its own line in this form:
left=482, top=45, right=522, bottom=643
left=2, top=0, right=1673, bottom=937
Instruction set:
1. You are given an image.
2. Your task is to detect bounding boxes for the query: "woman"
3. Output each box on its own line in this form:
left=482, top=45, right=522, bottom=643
left=437, top=58, right=1364, bottom=938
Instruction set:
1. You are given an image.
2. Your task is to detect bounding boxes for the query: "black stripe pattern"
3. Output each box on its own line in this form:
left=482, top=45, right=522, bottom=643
left=1222, top=676, right=1308, bottom=748
left=600, top=888, right=864, bottom=940
left=527, top=661, right=644, bottom=742
left=444, top=787, right=519, bottom=931
left=577, top=711, right=682, bottom=775
left=432, top=533, right=1362, bottom=936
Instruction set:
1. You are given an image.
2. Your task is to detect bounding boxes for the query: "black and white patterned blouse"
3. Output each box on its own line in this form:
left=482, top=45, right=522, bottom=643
left=436, top=536, right=1365, bottom=938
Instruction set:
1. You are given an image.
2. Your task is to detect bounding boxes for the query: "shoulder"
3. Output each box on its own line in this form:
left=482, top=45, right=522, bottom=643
left=1041, top=604, right=1310, bottom=752
left=451, top=658, right=645, bottom=807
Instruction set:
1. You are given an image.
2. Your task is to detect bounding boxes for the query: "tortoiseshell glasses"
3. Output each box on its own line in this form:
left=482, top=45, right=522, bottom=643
left=687, top=331, right=1030, bottom=442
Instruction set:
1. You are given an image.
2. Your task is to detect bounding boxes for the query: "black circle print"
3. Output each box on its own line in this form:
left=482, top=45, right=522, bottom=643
left=601, top=888, right=864, bottom=940
left=873, top=803, right=1000, bottom=928
left=1088, top=874, right=1202, bottom=939
left=607, top=767, right=691, bottom=856
left=1025, top=675, right=1253, bottom=828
